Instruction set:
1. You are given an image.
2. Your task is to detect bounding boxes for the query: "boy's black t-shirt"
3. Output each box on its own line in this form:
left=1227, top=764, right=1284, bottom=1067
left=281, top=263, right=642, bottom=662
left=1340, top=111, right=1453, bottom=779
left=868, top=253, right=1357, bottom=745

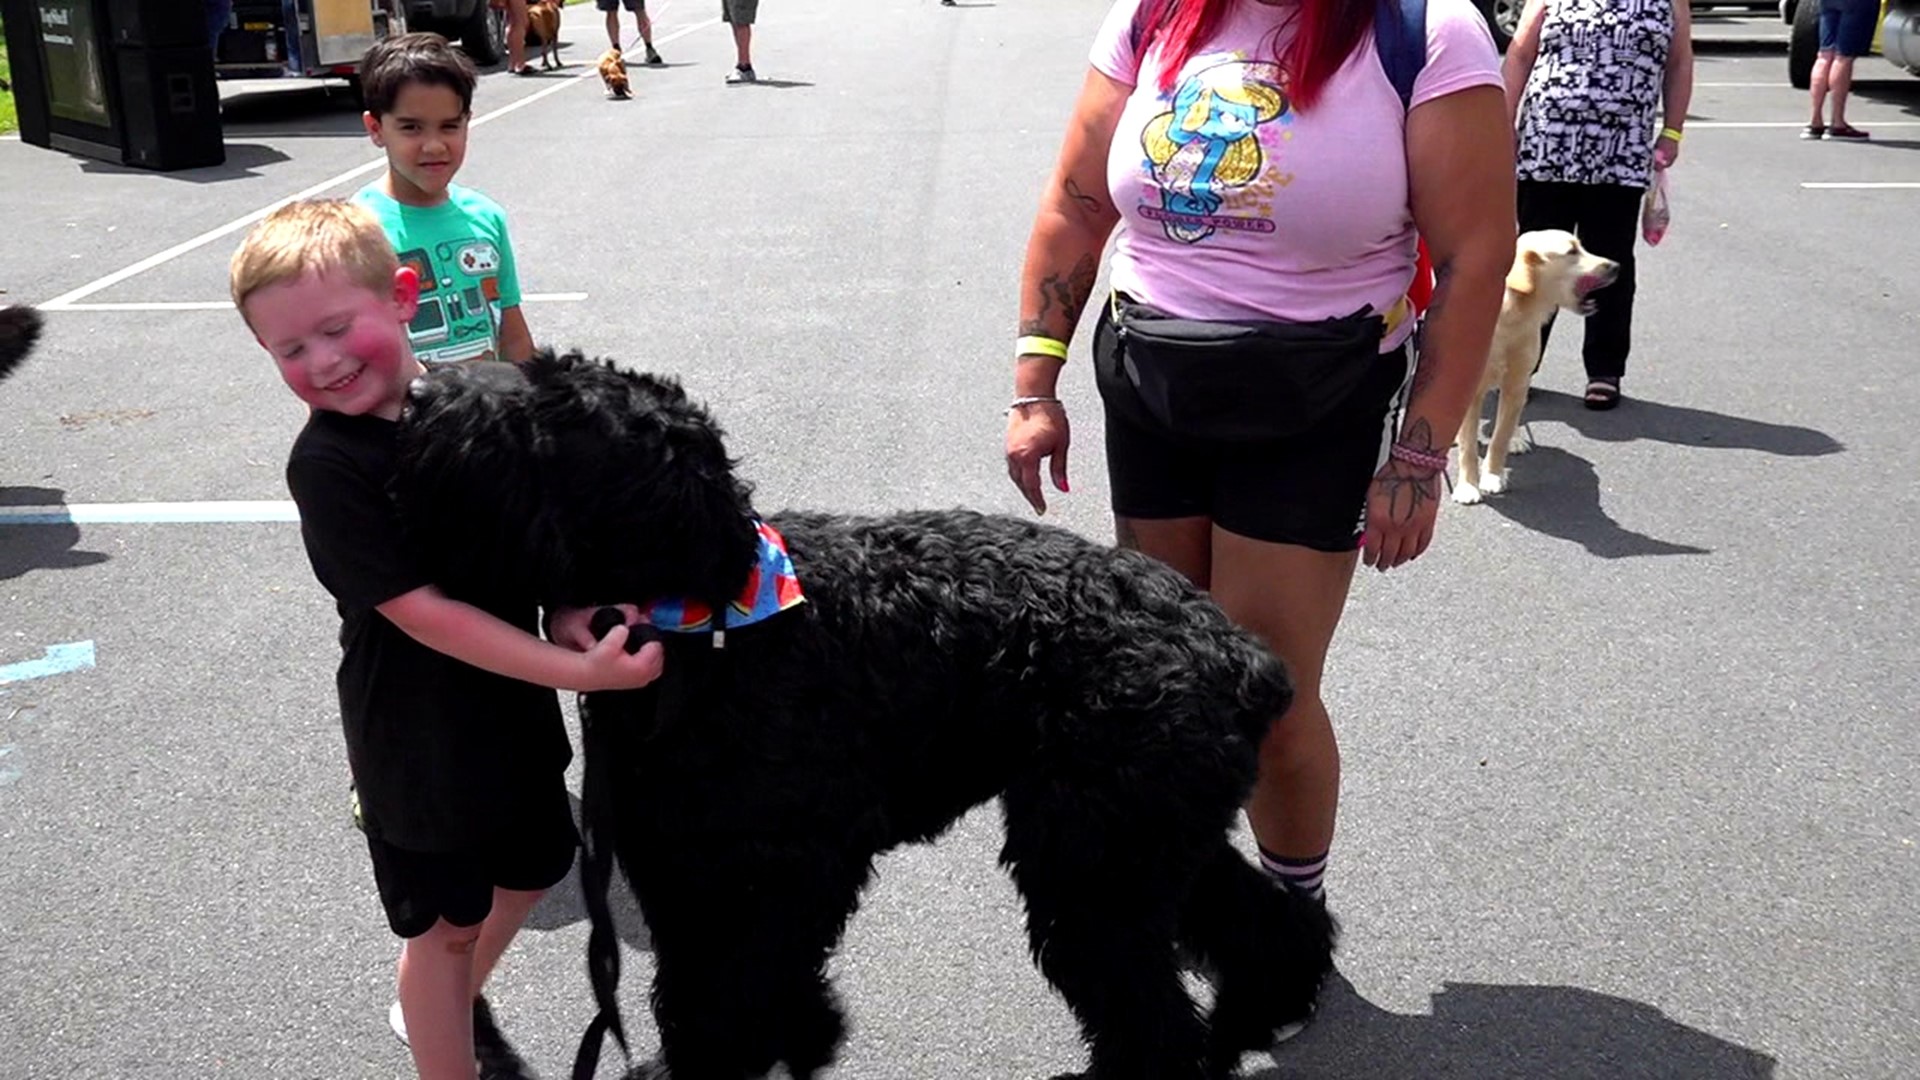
left=286, top=409, right=569, bottom=853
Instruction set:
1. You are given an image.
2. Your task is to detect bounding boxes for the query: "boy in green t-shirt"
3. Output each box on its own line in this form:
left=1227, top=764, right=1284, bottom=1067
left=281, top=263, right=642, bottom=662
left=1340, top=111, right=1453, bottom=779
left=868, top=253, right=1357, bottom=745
left=354, top=34, right=535, bottom=366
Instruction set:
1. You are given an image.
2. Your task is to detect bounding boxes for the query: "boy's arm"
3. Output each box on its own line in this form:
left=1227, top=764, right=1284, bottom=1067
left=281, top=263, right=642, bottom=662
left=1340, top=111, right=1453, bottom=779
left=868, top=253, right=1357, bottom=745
left=378, top=585, right=662, bottom=691
left=498, top=305, right=535, bottom=363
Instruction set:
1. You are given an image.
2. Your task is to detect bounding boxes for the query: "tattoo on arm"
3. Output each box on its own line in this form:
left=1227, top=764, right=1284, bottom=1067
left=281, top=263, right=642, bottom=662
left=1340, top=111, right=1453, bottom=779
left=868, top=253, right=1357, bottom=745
left=1023, top=254, right=1100, bottom=340
left=1408, top=261, right=1452, bottom=399
left=1064, top=178, right=1105, bottom=221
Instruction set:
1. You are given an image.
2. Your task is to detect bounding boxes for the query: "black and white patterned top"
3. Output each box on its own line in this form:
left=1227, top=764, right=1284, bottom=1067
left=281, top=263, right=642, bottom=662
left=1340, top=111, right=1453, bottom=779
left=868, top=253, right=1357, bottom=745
left=1516, top=0, right=1674, bottom=189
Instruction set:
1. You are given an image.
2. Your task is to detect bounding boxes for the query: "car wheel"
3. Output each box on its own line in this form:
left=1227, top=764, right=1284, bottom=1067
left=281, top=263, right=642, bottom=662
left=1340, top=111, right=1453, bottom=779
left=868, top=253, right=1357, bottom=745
left=1788, top=0, right=1818, bottom=90
left=463, top=2, right=508, bottom=67
left=1476, top=0, right=1518, bottom=51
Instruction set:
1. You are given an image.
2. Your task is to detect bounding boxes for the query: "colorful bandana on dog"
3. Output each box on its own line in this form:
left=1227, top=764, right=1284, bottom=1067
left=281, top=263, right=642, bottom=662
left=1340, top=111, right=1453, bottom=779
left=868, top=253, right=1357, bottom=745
left=638, top=520, right=806, bottom=634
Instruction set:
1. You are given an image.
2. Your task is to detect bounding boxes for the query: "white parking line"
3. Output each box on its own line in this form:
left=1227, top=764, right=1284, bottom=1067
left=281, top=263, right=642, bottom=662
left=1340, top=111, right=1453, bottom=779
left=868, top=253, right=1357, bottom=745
left=33, top=18, right=719, bottom=313
left=1688, top=120, right=1920, bottom=128
left=52, top=292, right=589, bottom=312
left=0, top=501, right=300, bottom=525
left=1801, top=182, right=1920, bottom=189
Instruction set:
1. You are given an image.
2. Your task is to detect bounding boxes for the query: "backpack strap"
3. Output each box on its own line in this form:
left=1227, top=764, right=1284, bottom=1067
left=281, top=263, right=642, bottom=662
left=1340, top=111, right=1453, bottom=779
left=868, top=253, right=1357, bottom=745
left=1374, top=0, right=1429, bottom=112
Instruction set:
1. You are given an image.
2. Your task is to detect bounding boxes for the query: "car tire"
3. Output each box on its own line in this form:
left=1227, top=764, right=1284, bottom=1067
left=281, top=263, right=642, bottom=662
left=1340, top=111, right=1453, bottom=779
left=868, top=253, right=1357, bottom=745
left=462, top=2, right=508, bottom=67
left=1788, top=0, right=1819, bottom=89
left=1476, top=0, right=1519, bottom=50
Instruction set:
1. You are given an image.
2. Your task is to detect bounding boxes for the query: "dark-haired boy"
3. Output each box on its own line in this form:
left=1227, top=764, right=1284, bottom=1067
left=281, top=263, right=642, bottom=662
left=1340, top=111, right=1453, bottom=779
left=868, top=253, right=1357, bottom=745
left=356, top=33, right=534, bottom=366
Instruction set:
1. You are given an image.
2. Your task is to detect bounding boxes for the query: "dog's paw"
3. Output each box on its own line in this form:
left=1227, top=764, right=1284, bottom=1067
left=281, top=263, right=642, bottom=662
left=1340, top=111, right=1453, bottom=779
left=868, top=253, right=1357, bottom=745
left=1507, top=430, right=1533, bottom=455
left=1480, top=471, right=1507, bottom=495
left=1453, top=482, right=1484, bottom=505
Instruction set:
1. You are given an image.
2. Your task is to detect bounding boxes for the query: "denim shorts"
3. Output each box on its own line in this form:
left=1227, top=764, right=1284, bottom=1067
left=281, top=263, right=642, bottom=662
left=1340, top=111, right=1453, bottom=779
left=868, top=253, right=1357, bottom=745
left=1819, top=0, right=1878, bottom=56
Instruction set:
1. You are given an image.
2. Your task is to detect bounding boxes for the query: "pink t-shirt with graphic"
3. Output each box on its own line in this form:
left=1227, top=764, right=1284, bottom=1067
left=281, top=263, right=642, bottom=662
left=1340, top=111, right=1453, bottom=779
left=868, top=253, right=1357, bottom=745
left=1092, top=0, right=1502, bottom=349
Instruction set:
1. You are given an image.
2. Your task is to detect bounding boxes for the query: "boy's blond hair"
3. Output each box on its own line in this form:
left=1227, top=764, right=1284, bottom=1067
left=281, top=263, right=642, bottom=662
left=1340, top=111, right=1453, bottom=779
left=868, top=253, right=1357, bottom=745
left=230, top=199, right=399, bottom=324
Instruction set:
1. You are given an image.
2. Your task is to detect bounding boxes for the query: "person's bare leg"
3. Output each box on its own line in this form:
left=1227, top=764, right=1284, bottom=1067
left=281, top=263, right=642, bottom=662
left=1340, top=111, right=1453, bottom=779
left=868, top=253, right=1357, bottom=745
left=505, top=0, right=528, bottom=71
left=397, top=919, right=482, bottom=1080
left=1830, top=55, right=1857, bottom=128
left=1207, top=529, right=1362, bottom=875
left=1113, top=515, right=1212, bottom=589
left=733, top=23, right=753, bottom=68
left=605, top=8, right=621, bottom=49
left=1809, top=50, right=1834, bottom=125
left=468, top=887, right=546, bottom=997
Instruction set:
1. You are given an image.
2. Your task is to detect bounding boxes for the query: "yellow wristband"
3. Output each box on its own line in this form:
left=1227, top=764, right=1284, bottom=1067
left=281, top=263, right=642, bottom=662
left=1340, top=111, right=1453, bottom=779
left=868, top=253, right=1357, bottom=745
left=1661, top=126, right=1684, bottom=142
left=1016, top=335, right=1069, bottom=361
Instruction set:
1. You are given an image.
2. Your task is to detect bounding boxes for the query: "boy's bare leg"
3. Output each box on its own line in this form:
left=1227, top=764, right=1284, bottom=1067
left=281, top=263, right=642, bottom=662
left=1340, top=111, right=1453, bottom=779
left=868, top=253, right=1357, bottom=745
left=469, top=886, right=547, bottom=996
left=605, top=8, right=620, bottom=48
left=397, top=919, right=481, bottom=1080
left=733, top=23, right=752, bottom=68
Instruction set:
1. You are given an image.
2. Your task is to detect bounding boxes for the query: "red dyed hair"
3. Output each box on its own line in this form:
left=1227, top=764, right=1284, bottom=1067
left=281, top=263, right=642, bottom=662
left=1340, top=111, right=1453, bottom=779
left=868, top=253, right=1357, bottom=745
left=1132, top=0, right=1375, bottom=111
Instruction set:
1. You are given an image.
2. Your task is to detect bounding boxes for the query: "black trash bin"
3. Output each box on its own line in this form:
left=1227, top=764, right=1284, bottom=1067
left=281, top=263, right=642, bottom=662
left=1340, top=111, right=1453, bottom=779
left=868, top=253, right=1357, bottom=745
left=1, top=0, right=224, bottom=171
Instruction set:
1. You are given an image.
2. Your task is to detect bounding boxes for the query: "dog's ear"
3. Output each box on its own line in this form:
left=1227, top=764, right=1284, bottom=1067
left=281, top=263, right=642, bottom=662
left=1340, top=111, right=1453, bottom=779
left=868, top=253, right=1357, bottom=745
left=1505, top=249, right=1543, bottom=294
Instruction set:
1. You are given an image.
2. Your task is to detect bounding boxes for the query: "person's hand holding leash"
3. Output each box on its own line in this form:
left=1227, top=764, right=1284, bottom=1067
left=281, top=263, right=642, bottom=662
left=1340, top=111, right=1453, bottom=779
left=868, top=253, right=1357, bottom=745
left=575, top=622, right=665, bottom=691
left=549, top=603, right=643, bottom=652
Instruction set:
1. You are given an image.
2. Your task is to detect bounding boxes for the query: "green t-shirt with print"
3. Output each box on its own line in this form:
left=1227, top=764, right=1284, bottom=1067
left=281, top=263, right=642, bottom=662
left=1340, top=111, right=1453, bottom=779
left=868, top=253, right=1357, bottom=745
left=355, top=183, right=523, bottom=366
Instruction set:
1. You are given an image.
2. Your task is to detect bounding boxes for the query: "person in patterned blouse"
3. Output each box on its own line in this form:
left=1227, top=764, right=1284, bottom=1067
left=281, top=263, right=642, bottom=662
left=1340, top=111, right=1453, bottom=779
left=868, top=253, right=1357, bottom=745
left=1504, top=0, right=1695, bottom=410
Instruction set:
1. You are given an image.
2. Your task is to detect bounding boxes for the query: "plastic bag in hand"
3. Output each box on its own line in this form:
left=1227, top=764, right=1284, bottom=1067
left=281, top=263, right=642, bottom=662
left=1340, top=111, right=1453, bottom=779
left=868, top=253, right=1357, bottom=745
left=1641, top=167, right=1671, bottom=247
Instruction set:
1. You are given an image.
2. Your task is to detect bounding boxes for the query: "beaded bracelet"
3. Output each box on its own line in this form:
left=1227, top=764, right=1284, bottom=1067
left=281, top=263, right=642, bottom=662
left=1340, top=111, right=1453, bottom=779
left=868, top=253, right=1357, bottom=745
left=1389, top=441, right=1449, bottom=472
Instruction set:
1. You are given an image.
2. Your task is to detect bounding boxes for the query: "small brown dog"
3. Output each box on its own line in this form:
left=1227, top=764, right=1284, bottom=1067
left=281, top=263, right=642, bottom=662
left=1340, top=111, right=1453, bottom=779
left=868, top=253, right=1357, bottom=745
left=527, top=0, right=563, bottom=69
left=597, top=47, right=630, bottom=99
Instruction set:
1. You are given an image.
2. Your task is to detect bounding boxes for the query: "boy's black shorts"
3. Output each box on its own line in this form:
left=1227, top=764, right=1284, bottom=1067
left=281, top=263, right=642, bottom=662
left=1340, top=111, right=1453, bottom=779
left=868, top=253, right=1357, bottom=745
left=364, top=777, right=579, bottom=939
left=1092, top=304, right=1414, bottom=553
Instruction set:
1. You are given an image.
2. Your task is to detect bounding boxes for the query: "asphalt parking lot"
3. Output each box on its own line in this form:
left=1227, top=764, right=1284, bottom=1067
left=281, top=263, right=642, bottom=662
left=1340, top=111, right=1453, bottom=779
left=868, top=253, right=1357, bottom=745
left=2, top=3, right=1917, bottom=1078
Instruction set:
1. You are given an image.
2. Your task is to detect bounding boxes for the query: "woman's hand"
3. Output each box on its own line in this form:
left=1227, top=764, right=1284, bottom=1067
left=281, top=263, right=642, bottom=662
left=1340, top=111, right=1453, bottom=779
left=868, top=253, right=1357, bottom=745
left=1362, top=456, right=1445, bottom=572
left=1005, top=401, right=1071, bottom=515
left=1652, top=134, right=1680, bottom=170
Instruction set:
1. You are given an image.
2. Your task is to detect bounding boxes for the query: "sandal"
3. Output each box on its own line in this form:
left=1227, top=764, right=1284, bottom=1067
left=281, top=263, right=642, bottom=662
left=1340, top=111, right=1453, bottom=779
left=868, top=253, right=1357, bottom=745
left=1583, top=378, right=1621, bottom=411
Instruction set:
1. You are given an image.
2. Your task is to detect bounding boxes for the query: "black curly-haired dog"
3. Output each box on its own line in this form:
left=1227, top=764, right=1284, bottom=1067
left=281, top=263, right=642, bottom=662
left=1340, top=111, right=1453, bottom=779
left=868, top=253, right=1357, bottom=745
left=391, top=351, right=1337, bottom=1080
left=0, top=306, right=43, bottom=385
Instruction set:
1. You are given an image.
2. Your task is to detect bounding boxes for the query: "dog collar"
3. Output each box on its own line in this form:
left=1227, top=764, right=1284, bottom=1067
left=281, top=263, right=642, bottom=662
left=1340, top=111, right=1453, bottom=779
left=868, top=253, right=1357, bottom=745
left=637, top=520, right=805, bottom=642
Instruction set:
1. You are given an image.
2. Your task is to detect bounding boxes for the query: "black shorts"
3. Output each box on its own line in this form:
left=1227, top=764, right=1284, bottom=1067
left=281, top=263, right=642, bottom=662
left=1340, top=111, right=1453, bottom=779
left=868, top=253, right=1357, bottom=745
left=1092, top=305, right=1413, bottom=552
left=364, top=776, right=579, bottom=939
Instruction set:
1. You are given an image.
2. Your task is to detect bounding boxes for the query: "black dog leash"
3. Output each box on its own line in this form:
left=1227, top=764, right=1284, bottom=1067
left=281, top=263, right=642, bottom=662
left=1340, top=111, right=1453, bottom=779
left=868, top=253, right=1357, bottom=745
left=570, top=607, right=658, bottom=1080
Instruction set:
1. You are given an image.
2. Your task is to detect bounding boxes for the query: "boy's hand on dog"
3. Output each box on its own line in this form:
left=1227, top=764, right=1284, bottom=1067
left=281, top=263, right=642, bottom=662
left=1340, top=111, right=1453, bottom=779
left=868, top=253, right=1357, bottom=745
left=550, top=604, right=644, bottom=652
left=1006, top=404, right=1071, bottom=515
left=578, top=624, right=666, bottom=691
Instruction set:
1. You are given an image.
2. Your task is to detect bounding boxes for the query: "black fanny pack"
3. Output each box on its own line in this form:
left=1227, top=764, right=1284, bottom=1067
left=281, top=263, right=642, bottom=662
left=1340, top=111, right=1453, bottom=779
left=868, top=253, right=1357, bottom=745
left=1105, top=292, right=1387, bottom=443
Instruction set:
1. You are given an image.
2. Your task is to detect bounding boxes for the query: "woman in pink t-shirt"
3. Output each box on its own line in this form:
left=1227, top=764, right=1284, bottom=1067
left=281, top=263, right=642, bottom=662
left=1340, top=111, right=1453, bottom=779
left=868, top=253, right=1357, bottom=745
left=1004, top=0, right=1514, bottom=997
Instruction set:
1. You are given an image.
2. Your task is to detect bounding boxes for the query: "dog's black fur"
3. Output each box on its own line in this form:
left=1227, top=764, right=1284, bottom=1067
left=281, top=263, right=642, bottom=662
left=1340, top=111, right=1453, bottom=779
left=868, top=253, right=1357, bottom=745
left=391, top=351, right=1338, bottom=1080
left=0, top=306, right=43, bottom=385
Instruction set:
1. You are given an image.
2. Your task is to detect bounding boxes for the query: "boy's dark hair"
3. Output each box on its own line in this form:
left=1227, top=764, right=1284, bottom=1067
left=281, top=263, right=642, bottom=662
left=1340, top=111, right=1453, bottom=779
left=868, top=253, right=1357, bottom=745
left=358, top=32, right=478, bottom=118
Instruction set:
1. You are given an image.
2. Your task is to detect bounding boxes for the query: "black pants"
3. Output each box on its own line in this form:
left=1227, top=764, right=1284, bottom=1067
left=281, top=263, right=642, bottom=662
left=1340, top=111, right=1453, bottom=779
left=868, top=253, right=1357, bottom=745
left=1517, top=179, right=1643, bottom=382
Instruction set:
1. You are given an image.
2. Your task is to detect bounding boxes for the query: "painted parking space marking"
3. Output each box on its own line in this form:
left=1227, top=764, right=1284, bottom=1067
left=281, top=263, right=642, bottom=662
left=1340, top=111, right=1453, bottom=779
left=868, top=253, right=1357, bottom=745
left=1801, top=182, right=1920, bottom=189
left=0, top=501, right=300, bottom=525
left=31, top=17, right=719, bottom=313
left=0, top=641, right=97, bottom=686
left=51, top=292, right=589, bottom=313
left=1687, top=120, right=1920, bottom=128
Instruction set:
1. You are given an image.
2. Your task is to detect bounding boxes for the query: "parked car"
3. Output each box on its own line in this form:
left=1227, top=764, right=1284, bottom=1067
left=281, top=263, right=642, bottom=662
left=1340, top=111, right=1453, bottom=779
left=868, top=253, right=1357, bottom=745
left=1477, top=0, right=1791, bottom=53
left=1785, top=0, right=1919, bottom=88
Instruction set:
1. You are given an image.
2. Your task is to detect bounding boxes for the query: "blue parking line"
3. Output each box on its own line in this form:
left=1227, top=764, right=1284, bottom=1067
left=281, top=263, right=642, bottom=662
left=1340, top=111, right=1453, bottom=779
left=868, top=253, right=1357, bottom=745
left=0, top=641, right=97, bottom=685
